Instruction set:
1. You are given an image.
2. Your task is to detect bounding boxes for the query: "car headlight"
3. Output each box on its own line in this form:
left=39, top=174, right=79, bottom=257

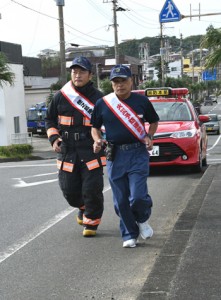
left=170, top=129, right=196, bottom=138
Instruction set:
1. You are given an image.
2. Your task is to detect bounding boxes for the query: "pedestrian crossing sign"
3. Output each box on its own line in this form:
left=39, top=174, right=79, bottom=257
left=159, top=0, right=181, bottom=23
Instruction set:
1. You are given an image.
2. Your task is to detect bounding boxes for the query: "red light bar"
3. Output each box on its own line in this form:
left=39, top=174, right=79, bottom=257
left=170, top=88, right=189, bottom=96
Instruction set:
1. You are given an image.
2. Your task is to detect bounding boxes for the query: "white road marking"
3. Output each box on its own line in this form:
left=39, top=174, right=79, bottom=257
left=0, top=207, right=75, bottom=264
left=13, top=178, right=58, bottom=187
left=13, top=172, right=58, bottom=188
left=0, top=186, right=111, bottom=264
left=207, top=158, right=221, bottom=161
left=207, top=135, right=221, bottom=151
left=13, top=172, right=58, bottom=179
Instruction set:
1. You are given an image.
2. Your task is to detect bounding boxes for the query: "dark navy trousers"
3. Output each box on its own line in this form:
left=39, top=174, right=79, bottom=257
left=106, top=144, right=153, bottom=241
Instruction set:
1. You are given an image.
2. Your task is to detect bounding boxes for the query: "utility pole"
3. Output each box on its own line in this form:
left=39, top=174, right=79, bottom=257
left=55, top=0, right=67, bottom=86
left=103, top=0, right=119, bottom=64
left=112, top=0, right=119, bottom=64
left=180, top=33, right=183, bottom=78
left=103, top=0, right=126, bottom=65
left=160, top=23, right=165, bottom=86
left=96, top=63, right=101, bottom=90
left=192, top=44, right=194, bottom=84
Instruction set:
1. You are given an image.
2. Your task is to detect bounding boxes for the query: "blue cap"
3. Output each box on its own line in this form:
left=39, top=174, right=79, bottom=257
left=70, top=56, right=92, bottom=71
left=110, top=64, right=132, bottom=80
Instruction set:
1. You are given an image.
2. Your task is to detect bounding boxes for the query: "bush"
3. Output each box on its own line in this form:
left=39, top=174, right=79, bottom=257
left=100, top=78, right=113, bottom=95
left=0, top=144, right=33, bottom=159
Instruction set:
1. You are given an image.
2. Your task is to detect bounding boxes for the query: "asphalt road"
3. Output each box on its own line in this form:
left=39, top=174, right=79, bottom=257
left=0, top=157, right=203, bottom=300
left=0, top=100, right=220, bottom=299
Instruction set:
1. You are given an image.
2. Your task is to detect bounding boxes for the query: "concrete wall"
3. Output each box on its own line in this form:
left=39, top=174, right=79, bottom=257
left=25, top=88, right=51, bottom=111
left=24, top=76, right=58, bottom=110
left=0, top=64, right=27, bottom=146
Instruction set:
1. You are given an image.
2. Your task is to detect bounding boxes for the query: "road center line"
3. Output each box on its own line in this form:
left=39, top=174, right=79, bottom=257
left=0, top=186, right=111, bottom=264
left=207, top=135, right=221, bottom=151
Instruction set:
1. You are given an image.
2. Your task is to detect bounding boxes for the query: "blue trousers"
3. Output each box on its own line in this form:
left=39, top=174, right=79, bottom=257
left=106, top=144, right=153, bottom=241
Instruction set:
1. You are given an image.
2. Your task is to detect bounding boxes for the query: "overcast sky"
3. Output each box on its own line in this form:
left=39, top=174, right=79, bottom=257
left=1, top=0, right=221, bottom=57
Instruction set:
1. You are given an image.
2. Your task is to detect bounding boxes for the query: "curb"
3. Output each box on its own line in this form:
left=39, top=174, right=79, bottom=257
left=0, top=154, right=56, bottom=163
left=136, top=164, right=217, bottom=300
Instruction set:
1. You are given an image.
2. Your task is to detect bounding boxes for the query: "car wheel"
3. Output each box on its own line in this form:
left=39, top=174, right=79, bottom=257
left=192, top=149, right=203, bottom=173
left=217, top=129, right=220, bottom=135
left=202, top=154, right=207, bottom=167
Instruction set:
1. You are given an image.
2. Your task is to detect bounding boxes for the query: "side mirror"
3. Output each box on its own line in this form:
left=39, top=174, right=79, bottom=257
left=198, top=115, right=210, bottom=123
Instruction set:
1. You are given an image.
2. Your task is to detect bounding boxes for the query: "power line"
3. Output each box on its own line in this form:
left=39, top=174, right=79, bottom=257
left=10, top=0, right=113, bottom=45
left=86, top=0, right=112, bottom=22
left=10, top=0, right=57, bottom=20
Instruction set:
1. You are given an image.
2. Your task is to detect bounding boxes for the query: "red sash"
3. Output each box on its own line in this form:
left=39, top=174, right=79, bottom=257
left=61, top=81, right=94, bottom=119
left=103, top=93, right=146, bottom=142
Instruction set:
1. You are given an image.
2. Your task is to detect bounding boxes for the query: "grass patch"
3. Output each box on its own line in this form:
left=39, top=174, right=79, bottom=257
left=0, top=144, right=33, bottom=159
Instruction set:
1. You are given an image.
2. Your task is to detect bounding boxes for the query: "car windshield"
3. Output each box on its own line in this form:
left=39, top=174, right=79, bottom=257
left=152, top=102, right=193, bottom=121
left=27, top=109, right=47, bottom=121
left=208, top=115, right=218, bottom=121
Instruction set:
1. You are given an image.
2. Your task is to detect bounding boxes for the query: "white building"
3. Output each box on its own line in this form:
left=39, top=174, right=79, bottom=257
left=0, top=63, right=27, bottom=146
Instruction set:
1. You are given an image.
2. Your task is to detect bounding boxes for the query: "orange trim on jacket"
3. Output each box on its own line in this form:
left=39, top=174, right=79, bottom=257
left=57, top=160, right=74, bottom=173
left=83, top=216, right=101, bottom=226
left=83, top=117, right=92, bottom=126
left=58, top=115, right=73, bottom=126
left=100, top=156, right=106, bottom=166
left=86, top=159, right=100, bottom=170
left=47, top=127, right=60, bottom=138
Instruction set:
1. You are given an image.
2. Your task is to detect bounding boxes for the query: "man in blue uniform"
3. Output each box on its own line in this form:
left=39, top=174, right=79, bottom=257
left=91, top=64, right=159, bottom=248
left=45, top=56, right=106, bottom=237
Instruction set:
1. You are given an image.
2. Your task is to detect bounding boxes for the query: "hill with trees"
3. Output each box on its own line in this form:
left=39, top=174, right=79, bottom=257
left=106, top=35, right=204, bottom=58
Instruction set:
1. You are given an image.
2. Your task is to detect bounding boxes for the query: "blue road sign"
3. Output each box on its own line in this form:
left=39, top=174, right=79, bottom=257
left=202, top=69, right=217, bottom=81
left=159, top=0, right=181, bottom=23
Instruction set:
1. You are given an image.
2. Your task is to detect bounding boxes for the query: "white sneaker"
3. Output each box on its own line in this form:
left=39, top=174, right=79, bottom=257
left=123, top=239, right=137, bottom=248
left=138, top=221, right=153, bottom=240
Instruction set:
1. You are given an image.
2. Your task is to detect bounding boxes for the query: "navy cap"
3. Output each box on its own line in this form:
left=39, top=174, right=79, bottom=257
left=70, top=56, right=92, bottom=71
left=110, top=64, right=132, bottom=80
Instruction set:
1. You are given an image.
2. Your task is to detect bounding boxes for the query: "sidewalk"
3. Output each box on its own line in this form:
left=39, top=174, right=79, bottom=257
left=0, top=136, right=56, bottom=163
left=31, top=137, right=56, bottom=160
left=137, top=163, right=221, bottom=300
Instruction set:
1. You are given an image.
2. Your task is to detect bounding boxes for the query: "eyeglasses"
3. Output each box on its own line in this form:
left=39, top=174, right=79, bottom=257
left=71, top=69, right=88, bottom=75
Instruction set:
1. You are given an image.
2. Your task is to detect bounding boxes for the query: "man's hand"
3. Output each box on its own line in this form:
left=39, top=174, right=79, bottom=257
left=53, top=138, right=62, bottom=153
left=144, top=136, right=153, bottom=151
left=93, top=139, right=103, bottom=153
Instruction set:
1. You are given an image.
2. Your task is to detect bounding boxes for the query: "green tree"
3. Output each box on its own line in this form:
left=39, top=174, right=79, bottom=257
left=39, top=54, right=60, bottom=78
left=0, top=52, right=15, bottom=87
left=201, top=25, right=221, bottom=69
left=99, top=78, right=113, bottom=95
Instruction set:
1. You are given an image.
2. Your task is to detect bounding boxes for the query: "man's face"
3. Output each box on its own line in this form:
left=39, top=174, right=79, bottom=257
left=71, top=67, right=92, bottom=87
left=111, top=77, right=133, bottom=99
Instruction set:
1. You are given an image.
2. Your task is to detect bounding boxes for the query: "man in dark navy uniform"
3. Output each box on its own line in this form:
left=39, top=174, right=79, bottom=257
left=91, top=65, right=159, bottom=248
left=45, top=56, right=106, bottom=237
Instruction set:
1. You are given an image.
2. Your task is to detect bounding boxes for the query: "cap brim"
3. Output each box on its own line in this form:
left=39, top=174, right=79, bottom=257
left=110, top=75, right=130, bottom=80
left=70, top=63, right=89, bottom=70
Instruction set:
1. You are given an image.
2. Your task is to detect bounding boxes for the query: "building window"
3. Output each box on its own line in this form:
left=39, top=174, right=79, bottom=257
left=14, top=116, right=20, bottom=133
left=171, top=67, right=177, bottom=72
